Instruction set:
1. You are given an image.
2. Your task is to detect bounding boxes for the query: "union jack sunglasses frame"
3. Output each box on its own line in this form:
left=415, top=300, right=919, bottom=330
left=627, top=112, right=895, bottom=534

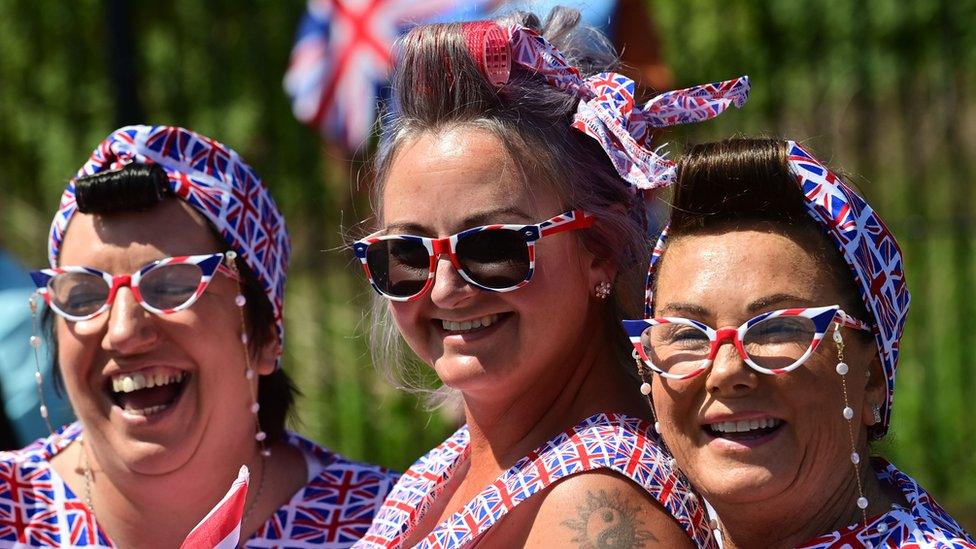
left=352, top=210, right=595, bottom=301
left=31, top=252, right=239, bottom=322
left=622, top=305, right=872, bottom=380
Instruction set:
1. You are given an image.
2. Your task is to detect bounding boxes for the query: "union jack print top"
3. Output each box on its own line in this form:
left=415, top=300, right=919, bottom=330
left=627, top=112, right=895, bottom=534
left=355, top=412, right=715, bottom=548
left=0, top=423, right=398, bottom=548
left=797, top=459, right=975, bottom=549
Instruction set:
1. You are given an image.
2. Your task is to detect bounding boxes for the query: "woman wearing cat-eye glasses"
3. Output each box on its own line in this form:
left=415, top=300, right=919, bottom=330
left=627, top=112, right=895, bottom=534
left=0, top=125, right=396, bottom=547
left=623, top=137, right=975, bottom=548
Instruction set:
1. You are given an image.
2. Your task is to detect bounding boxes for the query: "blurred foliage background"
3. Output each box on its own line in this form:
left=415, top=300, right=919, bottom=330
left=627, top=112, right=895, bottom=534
left=0, top=0, right=972, bottom=528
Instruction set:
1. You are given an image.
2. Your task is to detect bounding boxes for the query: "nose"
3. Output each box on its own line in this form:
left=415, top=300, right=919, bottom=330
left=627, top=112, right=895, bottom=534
left=101, top=287, right=159, bottom=355
left=428, top=254, right=477, bottom=308
left=705, top=329, right=757, bottom=395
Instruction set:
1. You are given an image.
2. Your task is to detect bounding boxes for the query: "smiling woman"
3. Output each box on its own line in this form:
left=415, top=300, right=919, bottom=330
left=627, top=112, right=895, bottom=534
left=348, top=6, right=748, bottom=549
left=625, top=138, right=976, bottom=548
left=0, top=125, right=398, bottom=547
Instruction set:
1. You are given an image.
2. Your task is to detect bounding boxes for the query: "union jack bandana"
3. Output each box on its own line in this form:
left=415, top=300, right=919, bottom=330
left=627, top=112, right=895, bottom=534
left=47, top=125, right=291, bottom=367
left=796, top=459, right=975, bottom=548
left=500, top=24, right=750, bottom=190
left=355, top=412, right=716, bottom=548
left=643, top=141, right=910, bottom=438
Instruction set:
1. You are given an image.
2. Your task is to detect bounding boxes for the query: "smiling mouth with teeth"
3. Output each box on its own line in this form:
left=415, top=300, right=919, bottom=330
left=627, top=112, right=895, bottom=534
left=109, top=371, right=189, bottom=417
left=440, top=313, right=503, bottom=334
left=705, top=417, right=784, bottom=440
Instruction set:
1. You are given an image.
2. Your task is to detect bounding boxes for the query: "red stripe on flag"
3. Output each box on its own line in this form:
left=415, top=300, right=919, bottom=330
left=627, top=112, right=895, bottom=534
left=181, top=466, right=249, bottom=549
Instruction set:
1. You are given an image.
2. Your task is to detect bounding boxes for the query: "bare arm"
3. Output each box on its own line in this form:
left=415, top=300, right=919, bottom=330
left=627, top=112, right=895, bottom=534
left=484, top=470, right=696, bottom=548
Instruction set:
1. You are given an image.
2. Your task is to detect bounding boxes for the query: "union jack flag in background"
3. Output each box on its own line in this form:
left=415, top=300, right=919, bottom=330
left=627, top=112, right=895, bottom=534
left=284, top=0, right=503, bottom=152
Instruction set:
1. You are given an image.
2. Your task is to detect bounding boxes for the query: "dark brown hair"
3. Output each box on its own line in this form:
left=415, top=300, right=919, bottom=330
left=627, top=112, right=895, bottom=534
left=659, top=138, right=869, bottom=322
left=50, top=162, right=297, bottom=442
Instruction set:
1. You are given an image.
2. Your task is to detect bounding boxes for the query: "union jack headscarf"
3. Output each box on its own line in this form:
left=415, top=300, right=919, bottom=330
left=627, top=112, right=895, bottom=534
left=462, top=22, right=751, bottom=190
left=47, top=125, right=291, bottom=367
left=644, top=141, right=910, bottom=438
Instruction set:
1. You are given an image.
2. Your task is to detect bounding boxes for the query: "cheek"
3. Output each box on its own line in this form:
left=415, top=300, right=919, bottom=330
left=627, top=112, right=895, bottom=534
left=522, top=243, right=589, bottom=311
left=651, top=379, right=700, bottom=444
left=388, top=302, right=430, bottom=355
left=56, top=320, right=97, bottom=375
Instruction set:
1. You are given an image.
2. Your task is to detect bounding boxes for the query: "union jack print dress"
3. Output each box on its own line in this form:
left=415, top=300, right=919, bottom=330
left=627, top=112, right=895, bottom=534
left=797, top=459, right=975, bottom=549
left=0, top=422, right=398, bottom=548
left=355, top=412, right=715, bottom=548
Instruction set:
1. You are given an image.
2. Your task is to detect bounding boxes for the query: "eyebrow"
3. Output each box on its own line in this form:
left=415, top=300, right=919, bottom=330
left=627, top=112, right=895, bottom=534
left=657, top=302, right=710, bottom=317
left=383, top=206, right=534, bottom=236
left=657, top=293, right=814, bottom=318
left=746, top=293, right=814, bottom=313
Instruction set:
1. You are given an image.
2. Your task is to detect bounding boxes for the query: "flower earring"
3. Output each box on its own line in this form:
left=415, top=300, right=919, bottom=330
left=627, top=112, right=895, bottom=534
left=227, top=251, right=271, bottom=458
left=834, top=322, right=868, bottom=524
left=594, top=281, right=612, bottom=299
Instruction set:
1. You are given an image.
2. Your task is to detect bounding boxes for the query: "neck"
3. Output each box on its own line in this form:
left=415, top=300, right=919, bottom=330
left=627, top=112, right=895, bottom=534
left=460, top=322, right=649, bottom=479
left=714, top=455, right=894, bottom=549
left=74, top=434, right=265, bottom=546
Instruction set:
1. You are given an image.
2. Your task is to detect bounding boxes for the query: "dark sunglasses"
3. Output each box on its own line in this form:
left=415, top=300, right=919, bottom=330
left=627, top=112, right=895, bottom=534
left=352, top=210, right=594, bottom=301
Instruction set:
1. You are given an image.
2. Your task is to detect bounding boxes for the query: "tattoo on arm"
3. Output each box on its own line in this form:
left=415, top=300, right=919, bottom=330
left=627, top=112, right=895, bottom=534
left=560, top=489, right=660, bottom=548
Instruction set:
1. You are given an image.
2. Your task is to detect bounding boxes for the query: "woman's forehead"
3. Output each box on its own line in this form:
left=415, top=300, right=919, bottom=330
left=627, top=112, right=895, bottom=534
left=58, top=199, right=222, bottom=267
left=656, top=229, right=835, bottom=307
left=381, top=128, right=558, bottom=229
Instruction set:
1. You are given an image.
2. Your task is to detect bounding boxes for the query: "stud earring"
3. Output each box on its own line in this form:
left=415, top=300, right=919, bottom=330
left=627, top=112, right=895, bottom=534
left=834, top=322, right=868, bottom=523
left=594, top=281, right=612, bottom=300
left=227, top=251, right=271, bottom=458
left=872, top=404, right=882, bottom=425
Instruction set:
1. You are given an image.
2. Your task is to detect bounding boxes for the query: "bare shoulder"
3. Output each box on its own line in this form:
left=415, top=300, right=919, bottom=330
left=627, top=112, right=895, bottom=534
left=519, top=470, right=695, bottom=548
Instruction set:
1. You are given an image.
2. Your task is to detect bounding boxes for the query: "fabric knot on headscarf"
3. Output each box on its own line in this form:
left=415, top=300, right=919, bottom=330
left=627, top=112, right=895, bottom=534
left=573, top=73, right=750, bottom=189
left=48, top=125, right=291, bottom=367
left=491, top=24, right=750, bottom=189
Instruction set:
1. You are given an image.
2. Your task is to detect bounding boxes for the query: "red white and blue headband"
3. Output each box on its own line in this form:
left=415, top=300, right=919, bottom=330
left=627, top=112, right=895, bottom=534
left=459, top=21, right=750, bottom=190
left=47, top=125, right=291, bottom=367
left=643, top=141, right=910, bottom=437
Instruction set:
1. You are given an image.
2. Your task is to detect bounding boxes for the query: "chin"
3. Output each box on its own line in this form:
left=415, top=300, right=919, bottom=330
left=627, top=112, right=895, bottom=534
left=87, top=406, right=205, bottom=476
left=117, top=439, right=195, bottom=474
left=432, top=355, right=500, bottom=391
left=694, top=454, right=791, bottom=504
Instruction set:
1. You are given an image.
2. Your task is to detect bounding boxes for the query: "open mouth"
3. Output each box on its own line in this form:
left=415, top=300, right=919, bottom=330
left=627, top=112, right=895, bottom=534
left=437, top=313, right=510, bottom=335
left=704, top=417, right=784, bottom=441
left=108, top=371, right=189, bottom=417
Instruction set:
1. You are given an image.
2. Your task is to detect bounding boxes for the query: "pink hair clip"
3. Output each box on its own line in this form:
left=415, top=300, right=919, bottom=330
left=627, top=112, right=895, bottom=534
left=461, top=21, right=511, bottom=88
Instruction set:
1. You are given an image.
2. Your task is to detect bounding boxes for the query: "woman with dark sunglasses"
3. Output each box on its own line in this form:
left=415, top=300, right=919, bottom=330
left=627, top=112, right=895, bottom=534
left=350, top=7, right=747, bottom=548
left=625, top=138, right=974, bottom=547
left=0, top=125, right=397, bottom=546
